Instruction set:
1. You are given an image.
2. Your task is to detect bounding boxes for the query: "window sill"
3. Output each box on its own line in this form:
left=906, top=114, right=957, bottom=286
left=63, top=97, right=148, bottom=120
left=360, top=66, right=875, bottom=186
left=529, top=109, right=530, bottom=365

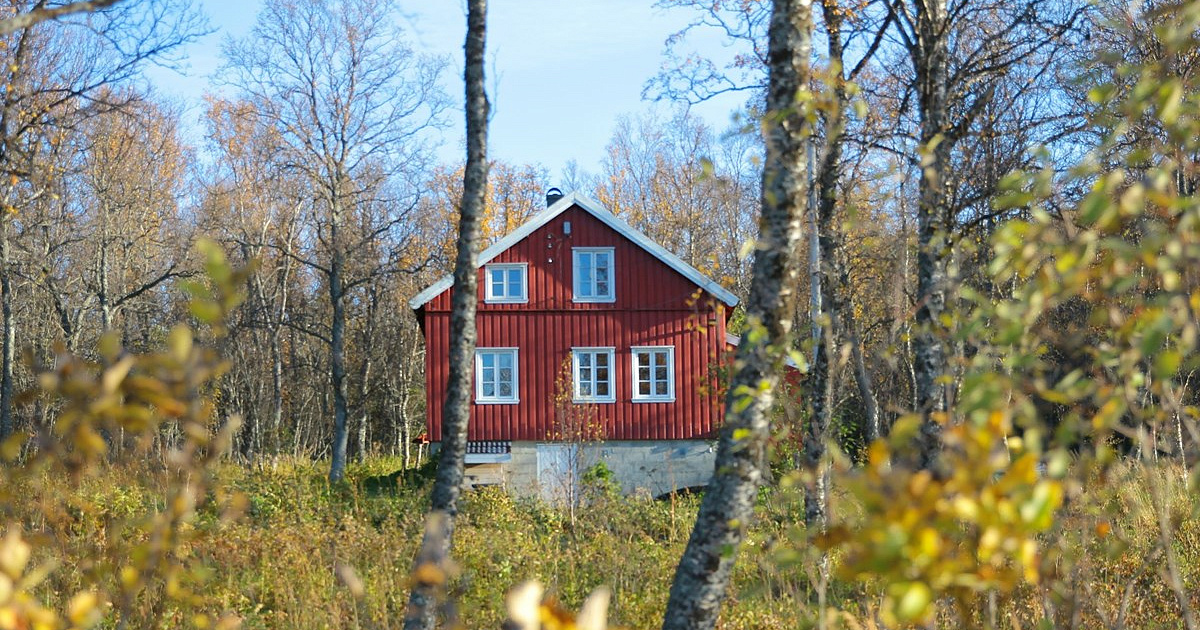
left=475, top=398, right=520, bottom=405
left=632, top=397, right=675, bottom=404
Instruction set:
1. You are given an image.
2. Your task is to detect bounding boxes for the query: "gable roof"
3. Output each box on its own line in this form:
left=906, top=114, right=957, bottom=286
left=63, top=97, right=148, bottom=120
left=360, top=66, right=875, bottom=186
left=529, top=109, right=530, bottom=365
left=409, top=191, right=740, bottom=310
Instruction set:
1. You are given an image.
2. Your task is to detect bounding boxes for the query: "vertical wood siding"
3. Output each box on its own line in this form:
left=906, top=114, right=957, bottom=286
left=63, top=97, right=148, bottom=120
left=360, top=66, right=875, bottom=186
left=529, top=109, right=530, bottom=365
left=422, top=205, right=730, bottom=442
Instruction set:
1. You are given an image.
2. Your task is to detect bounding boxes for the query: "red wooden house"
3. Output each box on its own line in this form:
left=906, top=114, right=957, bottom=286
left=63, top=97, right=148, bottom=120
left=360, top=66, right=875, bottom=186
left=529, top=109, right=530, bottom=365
left=410, top=190, right=739, bottom=498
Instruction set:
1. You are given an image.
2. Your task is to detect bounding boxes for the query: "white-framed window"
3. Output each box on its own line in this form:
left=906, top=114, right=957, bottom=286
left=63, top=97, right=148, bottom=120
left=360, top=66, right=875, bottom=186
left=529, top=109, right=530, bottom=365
left=571, top=347, right=615, bottom=403
left=475, top=348, right=518, bottom=404
left=632, top=346, right=675, bottom=402
left=484, top=263, right=528, bottom=303
left=572, top=247, right=615, bottom=302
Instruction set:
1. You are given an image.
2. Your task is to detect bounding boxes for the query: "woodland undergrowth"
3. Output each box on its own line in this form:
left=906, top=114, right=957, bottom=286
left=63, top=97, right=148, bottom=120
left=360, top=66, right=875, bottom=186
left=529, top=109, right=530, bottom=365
left=3, top=455, right=1195, bottom=629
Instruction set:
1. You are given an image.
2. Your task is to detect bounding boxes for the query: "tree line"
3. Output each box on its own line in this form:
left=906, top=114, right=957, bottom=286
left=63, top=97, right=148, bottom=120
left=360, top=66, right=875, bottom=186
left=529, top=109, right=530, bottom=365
left=0, top=0, right=764, bottom=484
left=1, top=0, right=1197, bottom=490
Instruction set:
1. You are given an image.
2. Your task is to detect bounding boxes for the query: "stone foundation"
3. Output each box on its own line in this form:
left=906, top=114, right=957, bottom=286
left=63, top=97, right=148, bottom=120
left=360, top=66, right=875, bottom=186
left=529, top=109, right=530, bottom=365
left=457, top=440, right=715, bottom=499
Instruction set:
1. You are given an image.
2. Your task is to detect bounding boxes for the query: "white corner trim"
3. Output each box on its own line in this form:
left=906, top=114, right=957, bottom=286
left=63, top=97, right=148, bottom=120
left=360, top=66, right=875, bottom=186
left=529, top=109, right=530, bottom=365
left=409, top=191, right=740, bottom=310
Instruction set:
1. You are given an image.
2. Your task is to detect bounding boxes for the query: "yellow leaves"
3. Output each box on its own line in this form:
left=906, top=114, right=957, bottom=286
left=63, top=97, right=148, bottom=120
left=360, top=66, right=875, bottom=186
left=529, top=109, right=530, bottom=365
left=0, top=434, right=22, bottom=463
left=882, top=581, right=933, bottom=627
left=168, top=326, right=194, bottom=363
left=1079, top=172, right=1124, bottom=228
left=0, top=531, right=29, bottom=581
left=0, top=603, right=57, bottom=630
left=505, top=581, right=611, bottom=630
left=951, top=495, right=978, bottom=521
left=0, top=529, right=101, bottom=630
left=119, top=566, right=139, bottom=589
left=0, top=239, right=254, bottom=626
left=409, top=562, right=447, bottom=588
left=194, top=288, right=228, bottom=322
left=827, top=417, right=1065, bottom=625
left=99, top=356, right=134, bottom=395
left=66, top=592, right=101, bottom=628
left=1155, top=78, right=1184, bottom=124
left=1018, top=482, right=1062, bottom=530
left=886, top=414, right=921, bottom=447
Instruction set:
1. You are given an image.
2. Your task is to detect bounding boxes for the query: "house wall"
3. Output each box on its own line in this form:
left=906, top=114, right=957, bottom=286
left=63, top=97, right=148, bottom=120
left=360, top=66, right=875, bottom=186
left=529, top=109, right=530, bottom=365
left=422, top=204, right=729, bottom=443
left=422, top=205, right=716, bottom=313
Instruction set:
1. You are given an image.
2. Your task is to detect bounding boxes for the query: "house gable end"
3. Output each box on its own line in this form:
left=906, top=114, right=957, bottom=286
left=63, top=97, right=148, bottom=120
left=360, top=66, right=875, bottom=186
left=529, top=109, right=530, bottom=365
left=409, top=191, right=739, bottom=311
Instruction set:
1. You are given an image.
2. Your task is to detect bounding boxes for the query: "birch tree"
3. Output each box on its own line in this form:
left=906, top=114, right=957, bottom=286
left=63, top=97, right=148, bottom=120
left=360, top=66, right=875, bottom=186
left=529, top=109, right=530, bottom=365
left=0, top=0, right=204, bottom=438
left=650, top=0, right=894, bottom=454
left=404, top=0, right=488, bottom=628
left=201, top=97, right=305, bottom=457
left=221, top=0, right=448, bottom=481
left=883, top=0, right=1084, bottom=467
left=75, top=95, right=191, bottom=342
left=662, top=1, right=812, bottom=628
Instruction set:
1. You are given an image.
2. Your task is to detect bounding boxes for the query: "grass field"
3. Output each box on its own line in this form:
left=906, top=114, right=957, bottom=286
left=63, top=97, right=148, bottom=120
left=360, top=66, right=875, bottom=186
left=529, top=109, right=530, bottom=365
left=9, top=456, right=1200, bottom=629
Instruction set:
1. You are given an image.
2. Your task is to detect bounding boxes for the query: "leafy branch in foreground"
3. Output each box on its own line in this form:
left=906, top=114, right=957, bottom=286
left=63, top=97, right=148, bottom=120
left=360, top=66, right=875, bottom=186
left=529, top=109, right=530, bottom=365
left=814, top=5, right=1200, bottom=627
left=0, top=238, right=253, bottom=629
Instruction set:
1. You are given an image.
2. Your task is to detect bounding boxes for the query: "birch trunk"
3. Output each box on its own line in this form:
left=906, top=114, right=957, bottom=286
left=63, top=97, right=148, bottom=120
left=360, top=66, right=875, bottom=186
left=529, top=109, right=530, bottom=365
left=403, top=1, right=487, bottom=627
left=270, top=222, right=294, bottom=455
left=848, top=318, right=880, bottom=442
left=328, top=195, right=350, bottom=482
left=0, top=219, right=12, bottom=440
left=909, top=0, right=953, bottom=469
left=661, top=2, right=811, bottom=628
left=802, top=0, right=850, bottom=530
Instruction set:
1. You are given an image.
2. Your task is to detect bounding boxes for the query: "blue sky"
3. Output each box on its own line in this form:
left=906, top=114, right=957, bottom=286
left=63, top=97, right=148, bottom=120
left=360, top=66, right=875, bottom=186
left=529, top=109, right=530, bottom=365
left=146, top=0, right=748, bottom=181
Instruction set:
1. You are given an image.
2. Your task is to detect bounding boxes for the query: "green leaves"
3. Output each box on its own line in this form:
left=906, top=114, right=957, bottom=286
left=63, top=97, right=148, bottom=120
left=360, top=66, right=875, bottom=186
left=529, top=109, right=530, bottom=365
left=825, top=415, right=1065, bottom=626
left=886, top=581, right=933, bottom=626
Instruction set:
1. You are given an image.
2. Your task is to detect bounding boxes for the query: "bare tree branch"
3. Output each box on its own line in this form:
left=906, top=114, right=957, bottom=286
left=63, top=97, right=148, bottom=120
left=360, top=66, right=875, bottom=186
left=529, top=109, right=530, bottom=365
left=0, top=0, right=124, bottom=37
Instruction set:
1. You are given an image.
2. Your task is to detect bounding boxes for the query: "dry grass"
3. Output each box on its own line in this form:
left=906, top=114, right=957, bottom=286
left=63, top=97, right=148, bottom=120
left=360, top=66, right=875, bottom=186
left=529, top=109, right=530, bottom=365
left=8, top=457, right=1199, bottom=629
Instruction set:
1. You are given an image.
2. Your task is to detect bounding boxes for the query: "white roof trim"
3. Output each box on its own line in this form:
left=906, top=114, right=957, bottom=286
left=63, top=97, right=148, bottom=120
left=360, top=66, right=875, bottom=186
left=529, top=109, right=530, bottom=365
left=409, top=191, right=740, bottom=310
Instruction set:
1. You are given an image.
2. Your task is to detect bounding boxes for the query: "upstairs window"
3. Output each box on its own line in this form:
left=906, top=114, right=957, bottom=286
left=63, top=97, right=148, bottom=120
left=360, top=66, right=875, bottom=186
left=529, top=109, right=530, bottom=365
left=484, top=263, right=527, bottom=303
left=572, top=248, right=615, bottom=302
left=476, top=348, right=518, bottom=404
left=632, top=346, right=675, bottom=402
left=572, top=347, right=615, bottom=403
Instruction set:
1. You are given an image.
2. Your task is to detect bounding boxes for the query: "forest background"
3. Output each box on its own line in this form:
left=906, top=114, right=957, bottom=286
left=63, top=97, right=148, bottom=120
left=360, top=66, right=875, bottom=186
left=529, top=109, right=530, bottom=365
left=0, top=0, right=1199, bottom=628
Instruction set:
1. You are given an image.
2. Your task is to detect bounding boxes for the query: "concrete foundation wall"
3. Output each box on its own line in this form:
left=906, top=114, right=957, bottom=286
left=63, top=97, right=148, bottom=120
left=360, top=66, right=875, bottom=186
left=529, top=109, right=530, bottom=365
left=461, top=440, right=715, bottom=499
left=593, top=440, right=715, bottom=498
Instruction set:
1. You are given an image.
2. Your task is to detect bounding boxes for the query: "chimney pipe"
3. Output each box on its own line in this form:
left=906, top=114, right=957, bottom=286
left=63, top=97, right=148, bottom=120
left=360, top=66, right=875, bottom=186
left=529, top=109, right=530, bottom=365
left=545, top=187, right=564, bottom=207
